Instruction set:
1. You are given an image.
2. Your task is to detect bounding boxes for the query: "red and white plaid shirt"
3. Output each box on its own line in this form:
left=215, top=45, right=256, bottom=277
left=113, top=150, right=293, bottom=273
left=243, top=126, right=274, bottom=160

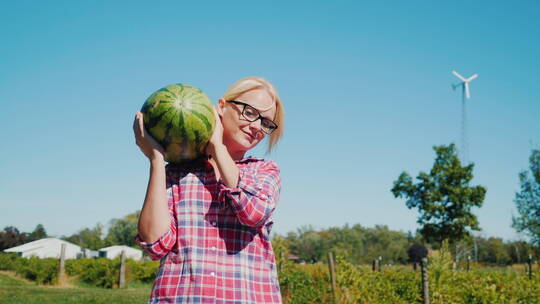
left=135, top=157, right=282, bottom=304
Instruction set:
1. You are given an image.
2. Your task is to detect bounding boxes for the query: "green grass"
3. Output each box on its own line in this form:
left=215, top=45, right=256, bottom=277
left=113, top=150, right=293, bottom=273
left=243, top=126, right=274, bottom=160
left=0, top=273, right=152, bottom=304
left=0, top=271, right=32, bottom=286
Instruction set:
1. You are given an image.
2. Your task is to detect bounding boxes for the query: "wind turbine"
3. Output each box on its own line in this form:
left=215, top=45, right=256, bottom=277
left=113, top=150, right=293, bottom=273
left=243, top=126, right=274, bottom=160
left=452, top=71, right=478, bottom=164
left=452, top=71, right=478, bottom=99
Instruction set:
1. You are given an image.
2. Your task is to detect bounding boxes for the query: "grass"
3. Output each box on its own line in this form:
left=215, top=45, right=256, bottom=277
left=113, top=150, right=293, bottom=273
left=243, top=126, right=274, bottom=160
left=0, top=272, right=152, bottom=304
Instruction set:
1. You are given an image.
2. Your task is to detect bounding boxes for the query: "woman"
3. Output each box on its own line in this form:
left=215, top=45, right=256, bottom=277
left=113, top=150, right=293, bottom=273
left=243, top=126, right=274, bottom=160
left=133, top=76, right=285, bottom=303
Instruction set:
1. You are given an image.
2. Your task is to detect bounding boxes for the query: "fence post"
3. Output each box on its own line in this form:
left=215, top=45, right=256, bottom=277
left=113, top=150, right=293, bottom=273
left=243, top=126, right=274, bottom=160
left=119, top=250, right=126, bottom=288
left=327, top=252, right=337, bottom=304
left=421, top=257, right=430, bottom=304
left=58, top=243, right=66, bottom=284
left=372, top=259, right=379, bottom=272
left=528, top=254, right=533, bottom=280
left=466, top=255, right=471, bottom=272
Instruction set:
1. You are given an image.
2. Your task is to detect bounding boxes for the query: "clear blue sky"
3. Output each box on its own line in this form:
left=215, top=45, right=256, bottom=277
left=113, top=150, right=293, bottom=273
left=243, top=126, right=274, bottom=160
left=1, top=1, right=539, bottom=242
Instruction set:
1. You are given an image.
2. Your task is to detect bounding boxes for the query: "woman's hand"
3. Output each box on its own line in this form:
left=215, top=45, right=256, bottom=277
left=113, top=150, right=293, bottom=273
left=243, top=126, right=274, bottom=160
left=133, top=112, right=165, bottom=162
left=205, top=105, right=225, bottom=158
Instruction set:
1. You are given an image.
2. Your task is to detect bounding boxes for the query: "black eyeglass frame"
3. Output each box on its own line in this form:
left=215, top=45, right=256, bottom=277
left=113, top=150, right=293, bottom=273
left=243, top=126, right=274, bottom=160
left=226, top=100, right=278, bottom=134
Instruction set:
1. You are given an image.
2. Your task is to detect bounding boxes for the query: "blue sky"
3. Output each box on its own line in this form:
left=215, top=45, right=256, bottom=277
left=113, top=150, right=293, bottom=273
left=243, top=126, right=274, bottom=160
left=1, top=1, right=539, bottom=242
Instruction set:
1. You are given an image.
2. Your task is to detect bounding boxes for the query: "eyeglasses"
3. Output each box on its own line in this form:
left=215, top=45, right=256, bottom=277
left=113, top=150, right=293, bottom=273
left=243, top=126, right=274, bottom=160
left=226, top=100, right=278, bottom=134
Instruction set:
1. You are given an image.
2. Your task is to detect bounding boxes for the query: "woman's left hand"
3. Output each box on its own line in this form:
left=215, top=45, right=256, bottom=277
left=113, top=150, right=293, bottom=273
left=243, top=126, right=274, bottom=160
left=206, top=105, right=224, bottom=158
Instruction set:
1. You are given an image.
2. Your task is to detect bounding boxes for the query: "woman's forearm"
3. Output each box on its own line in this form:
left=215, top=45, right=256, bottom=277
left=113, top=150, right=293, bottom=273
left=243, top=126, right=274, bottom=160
left=138, top=157, right=170, bottom=243
left=212, top=144, right=240, bottom=188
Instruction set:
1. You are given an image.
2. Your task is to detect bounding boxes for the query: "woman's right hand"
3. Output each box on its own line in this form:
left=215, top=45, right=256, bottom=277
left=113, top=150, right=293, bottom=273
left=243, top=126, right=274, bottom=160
left=133, top=112, right=165, bottom=162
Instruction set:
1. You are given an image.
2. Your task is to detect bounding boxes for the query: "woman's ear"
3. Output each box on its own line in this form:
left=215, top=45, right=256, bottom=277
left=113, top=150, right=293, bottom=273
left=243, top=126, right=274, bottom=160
left=216, top=98, right=226, bottom=116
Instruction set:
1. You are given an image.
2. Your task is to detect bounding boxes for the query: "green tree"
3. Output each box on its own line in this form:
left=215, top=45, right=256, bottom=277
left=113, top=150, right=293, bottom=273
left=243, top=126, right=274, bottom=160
left=29, top=224, right=47, bottom=241
left=63, top=223, right=105, bottom=250
left=104, top=211, right=140, bottom=247
left=512, top=149, right=540, bottom=246
left=391, top=144, right=486, bottom=245
left=286, top=225, right=327, bottom=263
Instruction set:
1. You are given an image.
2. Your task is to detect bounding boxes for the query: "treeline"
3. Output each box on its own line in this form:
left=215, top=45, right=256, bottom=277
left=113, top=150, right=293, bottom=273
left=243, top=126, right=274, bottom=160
left=275, top=224, right=540, bottom=265
left=0, top=224, right=47, bottom=251
left=0, top=211, right=140, bottom=251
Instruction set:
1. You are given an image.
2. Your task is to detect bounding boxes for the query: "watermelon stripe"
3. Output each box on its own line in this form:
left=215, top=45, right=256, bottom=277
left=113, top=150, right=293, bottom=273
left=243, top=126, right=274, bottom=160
left=190, top=111, right=213, bottom=132
left=191, top=102, right=213, bottom=114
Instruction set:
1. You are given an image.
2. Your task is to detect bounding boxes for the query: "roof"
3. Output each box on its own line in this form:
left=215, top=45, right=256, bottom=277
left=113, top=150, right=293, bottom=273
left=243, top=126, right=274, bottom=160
left=4, top=238, right=80, bottom=252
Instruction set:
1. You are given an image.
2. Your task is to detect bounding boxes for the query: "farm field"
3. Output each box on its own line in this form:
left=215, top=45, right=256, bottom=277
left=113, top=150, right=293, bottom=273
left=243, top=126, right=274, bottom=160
left=0, top=272, right=151, bottom=304
left=1, top=263, right=539, bottom=304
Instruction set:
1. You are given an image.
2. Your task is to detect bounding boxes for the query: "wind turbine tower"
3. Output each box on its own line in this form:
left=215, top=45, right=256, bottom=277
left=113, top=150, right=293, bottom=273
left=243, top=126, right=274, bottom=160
left=452, top=70, right=478, bottom=164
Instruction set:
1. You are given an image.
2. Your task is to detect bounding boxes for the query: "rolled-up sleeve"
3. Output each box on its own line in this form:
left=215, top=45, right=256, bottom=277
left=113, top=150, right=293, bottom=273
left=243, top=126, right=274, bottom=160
left=218, top=160, right=281, bottom=228
left=135, top=170, right=178, bottom=261
left=135, top=213, right=177, bottom=260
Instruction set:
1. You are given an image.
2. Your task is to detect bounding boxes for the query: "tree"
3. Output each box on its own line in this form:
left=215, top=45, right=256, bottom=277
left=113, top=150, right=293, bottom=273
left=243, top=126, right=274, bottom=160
left=512, top=149, right=540, bottom=246
left=29, top=224, right=47, bottom=241
left=63, top=223, right=105, bottom=250
left=407, top=243, right=428, bottom=264
left=104, top=211, right=140, bottom=247
left=0, top=226, right=28, bottom=250
left=391, top=143, right=486, bottom=245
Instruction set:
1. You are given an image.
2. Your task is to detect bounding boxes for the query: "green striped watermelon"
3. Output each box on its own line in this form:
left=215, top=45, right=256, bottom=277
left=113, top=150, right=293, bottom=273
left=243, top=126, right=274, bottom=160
left=141, top=83, right=215, bottom=163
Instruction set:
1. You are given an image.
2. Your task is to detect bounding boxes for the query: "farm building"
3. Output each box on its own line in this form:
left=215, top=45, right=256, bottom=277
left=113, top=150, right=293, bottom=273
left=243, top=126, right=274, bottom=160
left=98, top=245, right=143, bottom=260
left=3, top=238, right=85, bottom=259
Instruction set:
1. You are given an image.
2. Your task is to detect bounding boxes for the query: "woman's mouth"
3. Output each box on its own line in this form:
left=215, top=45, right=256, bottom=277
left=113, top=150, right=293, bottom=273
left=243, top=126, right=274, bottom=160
left=243, top=131, right=256, bottom=141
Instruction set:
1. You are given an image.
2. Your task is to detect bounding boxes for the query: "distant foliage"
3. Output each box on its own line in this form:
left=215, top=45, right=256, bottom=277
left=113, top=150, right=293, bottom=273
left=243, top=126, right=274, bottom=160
left=407, top=243, right=428, bottom=263
left=278, top=223, right=538, bottom=266
left=284, top=224, right=412, bottom=265
left=513, top=149, right=540, bottom=246
left=0, top=224, right=47, bottom=251
left=62, top=223, right=105, bottom=250
left=103, top=211, right=140, bottom=247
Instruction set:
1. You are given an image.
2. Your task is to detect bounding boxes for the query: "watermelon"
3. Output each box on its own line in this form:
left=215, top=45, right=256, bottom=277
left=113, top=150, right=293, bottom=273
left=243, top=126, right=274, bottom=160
left=141, top=83, right=215, bottom=163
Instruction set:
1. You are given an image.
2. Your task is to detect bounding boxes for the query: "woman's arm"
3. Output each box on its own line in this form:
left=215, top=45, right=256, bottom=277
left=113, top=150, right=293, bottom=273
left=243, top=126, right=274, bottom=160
left=133, top=112, right=171, bottom=243
left=218, top=160, right=281, bottom=227
left=138, top=158, right=170, bottom=243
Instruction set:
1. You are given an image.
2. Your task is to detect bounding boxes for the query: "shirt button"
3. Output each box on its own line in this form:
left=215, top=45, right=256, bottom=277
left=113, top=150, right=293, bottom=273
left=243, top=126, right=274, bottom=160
left=211, top=246, right=216, bottom=251
left=211, top=221, right=217, bottom=226
left=210, top=272, right=215, bottom=276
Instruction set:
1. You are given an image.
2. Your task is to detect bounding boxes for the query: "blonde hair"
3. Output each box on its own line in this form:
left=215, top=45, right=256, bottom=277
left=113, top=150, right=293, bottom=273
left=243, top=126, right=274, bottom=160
left=223, top=76, right=284, bottom=153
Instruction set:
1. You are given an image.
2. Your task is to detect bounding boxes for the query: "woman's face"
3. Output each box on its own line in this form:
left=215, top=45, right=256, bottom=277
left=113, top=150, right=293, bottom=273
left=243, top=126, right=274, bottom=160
left=218, top=88, right=276, bottom=155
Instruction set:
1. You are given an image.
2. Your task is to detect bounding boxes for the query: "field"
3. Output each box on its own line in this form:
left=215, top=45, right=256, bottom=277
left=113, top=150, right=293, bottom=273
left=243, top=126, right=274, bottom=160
left=1, top=263, right=539, bottom=304
left=0, top=271, right=151, bottom=304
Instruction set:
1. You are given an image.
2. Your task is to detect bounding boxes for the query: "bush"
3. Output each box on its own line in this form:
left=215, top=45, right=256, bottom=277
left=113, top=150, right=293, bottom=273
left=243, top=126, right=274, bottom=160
left=66, top=258, right=120, bottom=288
left=16, top=256, right=58, bottom=284
left=0, top=252, right=22, bottom=271
left=126, top=259, right=159, bottom=283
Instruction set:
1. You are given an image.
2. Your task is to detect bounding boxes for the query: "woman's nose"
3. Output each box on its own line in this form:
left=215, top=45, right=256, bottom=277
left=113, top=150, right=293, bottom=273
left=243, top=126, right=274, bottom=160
left=249, top=119, right=263, bottom=132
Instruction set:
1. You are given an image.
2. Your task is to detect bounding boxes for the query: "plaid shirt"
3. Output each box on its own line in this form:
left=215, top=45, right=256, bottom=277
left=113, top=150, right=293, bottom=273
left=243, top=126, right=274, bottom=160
left=135, top=157, right=282, bottom=304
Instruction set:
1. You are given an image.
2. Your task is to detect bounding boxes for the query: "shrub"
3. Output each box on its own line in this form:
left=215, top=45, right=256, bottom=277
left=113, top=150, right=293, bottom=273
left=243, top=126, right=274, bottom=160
left=126, top=259, right=159, bottom=283
left=16, top=256, right=58, bottom=284
left=0, top=252, right=22, bottom=271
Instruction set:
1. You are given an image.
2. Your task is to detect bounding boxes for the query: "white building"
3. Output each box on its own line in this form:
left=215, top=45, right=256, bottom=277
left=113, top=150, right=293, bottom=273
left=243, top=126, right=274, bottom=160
left=98, top=245, right=143, bottom=260
left=4, top=238, right=84, bottom=259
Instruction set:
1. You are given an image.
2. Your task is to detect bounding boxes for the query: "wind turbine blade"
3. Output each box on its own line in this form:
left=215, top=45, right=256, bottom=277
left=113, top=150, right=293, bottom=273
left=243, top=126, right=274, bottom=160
left=466, top=74, right=478, bottom=82
left=452, top=71, right=466, bottom=82
left=465, top=83, right=471, bottom=98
